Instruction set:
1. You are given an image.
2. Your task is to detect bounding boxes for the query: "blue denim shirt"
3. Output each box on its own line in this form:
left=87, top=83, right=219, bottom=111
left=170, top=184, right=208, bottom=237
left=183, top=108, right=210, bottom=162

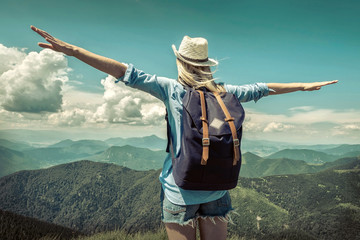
left=117, top=64, right=269, bottom=205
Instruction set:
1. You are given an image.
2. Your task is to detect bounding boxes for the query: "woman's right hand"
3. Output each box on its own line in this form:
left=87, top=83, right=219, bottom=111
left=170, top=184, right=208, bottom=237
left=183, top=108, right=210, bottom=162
left=31, top=25, right=76, bottom=56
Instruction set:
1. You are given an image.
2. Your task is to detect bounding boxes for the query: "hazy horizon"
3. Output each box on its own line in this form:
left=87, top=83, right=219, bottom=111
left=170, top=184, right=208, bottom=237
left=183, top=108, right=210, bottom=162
left=1, top=128, right=356, bottom=147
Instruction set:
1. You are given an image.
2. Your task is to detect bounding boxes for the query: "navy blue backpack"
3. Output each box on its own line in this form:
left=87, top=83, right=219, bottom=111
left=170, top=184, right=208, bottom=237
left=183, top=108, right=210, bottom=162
left=166, top=87, right=245, bottom=190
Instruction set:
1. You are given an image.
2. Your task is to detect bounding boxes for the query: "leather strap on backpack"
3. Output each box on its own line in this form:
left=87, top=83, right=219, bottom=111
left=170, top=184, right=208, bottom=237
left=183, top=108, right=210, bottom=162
left=213, top=92, right=240, bottom=166
left=197, top=90, right=210, bottom=165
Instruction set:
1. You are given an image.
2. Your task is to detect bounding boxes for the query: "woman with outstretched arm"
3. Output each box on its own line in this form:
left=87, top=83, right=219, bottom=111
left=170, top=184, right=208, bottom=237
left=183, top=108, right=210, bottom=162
left=31, top=25, right=337, bottom=240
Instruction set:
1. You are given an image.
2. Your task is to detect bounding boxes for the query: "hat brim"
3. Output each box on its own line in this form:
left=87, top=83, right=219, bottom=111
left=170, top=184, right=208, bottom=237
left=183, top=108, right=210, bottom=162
left=172, top=45, right=218, bottom=67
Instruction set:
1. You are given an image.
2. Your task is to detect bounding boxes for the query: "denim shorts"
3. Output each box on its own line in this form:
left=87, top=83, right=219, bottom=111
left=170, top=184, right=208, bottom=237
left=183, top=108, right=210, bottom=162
left=160, top=190, right=233, bottom=227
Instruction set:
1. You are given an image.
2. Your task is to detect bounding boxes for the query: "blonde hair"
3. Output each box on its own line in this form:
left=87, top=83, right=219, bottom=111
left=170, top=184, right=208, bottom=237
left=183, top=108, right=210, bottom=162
left=176, top=59, right=225, bottom=93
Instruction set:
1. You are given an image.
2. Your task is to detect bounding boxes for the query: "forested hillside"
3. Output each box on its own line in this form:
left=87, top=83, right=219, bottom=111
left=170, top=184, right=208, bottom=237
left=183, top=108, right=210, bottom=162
left=0, top=209, right=82, bottom=240
left=232, top=160, right=360, bottom=239
left=0, top=161, right=162, bottom=234
left=0, top=159, right=359, bottom=239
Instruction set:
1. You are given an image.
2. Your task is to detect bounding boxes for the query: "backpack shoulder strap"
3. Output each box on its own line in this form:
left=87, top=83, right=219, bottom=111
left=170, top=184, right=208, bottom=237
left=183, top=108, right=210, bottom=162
left=197, top=90, right=210, bottom=165
left=213, top=92, right=240, bottom=166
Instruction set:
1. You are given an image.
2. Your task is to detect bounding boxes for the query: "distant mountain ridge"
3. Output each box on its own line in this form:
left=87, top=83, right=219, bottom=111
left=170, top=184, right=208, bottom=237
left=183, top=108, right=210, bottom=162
left=105, top=134, right=167, bottom=150
left=1, top=135, right=359, bottom=178
left=0, top=138, right=34, bottom=151
left=1, top=136, right=359, bottom=178
left=323, top=144, right=360, bottom=155
left=0, top=146, right=39, bottom=177
left=48, top=139, right=110, bottom=154
left=48, top=139, right=75, bottom=148
left=266, top=149, right=338, bottom=163
left=0, top=160, right=359, bottom=239
left=241, top=152, right=359, bottom=177
left=88, top=145, right=166, bottom=170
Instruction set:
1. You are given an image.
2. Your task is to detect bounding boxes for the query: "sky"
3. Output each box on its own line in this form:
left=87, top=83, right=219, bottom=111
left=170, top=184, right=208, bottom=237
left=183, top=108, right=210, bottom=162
left=0, top=0, right=359, bottom=144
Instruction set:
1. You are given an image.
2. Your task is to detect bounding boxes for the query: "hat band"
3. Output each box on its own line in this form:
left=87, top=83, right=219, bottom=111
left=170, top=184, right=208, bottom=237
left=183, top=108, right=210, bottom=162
left=179, top=53, right=209, bottom=63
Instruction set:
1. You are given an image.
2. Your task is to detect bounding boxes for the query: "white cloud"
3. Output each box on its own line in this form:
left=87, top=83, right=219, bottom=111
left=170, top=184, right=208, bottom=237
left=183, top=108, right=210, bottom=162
left=246, top=107, right=360, bottom=126
left=0, top=49, right=68, bottom=113
left=93, top=75, right=165, bottom=125
left=48, top=108, right=88, bottom=127
left=332, top=123, right=360, bottom=136
left=343, top=124, right=360, bottom=130
left=263, top=122, right=295, bottom=132
left=44, top=88, right=104, bottom=127
left=242, top=107, right=360, bottom=143
left=0, top=46, right=69, bottom=113
left=0, top=44, right=27, bottom=74
left=0, top=109, right=26, bottom=128
left=288, top=106, right=315, bottom=112
left=44, top=75, right=166, bottom=127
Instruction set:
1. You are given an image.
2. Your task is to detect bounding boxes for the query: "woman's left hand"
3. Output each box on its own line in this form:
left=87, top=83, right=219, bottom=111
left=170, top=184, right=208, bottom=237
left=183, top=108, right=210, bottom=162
left=302, top=80, right=338, bottom=91
left=268, top=80, right=338, bottom=95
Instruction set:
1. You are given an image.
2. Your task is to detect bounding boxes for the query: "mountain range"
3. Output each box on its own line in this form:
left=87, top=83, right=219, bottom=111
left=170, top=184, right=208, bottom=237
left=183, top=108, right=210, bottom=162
left=264, top=145, right=360, bottom=164
left=0, top=146, right=40, bottom=178
left=1, top=135, right=360, bottom=178
left=0, top=159, right=359, bottom=239
left=265, top=148, right=337, bottom=163
left=2, top=128, right=359, bottom=154
left=105, top=135, right=167, bottom=150
left=1, top=130, right=360, bottom=239
left=240, top=152, right=358, bottom=177
left=88, top=145, right=166, bottom=170
left=0, top=135, right=167, bottom=177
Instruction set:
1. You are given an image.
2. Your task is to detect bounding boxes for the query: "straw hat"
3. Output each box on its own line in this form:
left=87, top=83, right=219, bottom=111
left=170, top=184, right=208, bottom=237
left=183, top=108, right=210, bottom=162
left=172, top=36, right=218, bottom=67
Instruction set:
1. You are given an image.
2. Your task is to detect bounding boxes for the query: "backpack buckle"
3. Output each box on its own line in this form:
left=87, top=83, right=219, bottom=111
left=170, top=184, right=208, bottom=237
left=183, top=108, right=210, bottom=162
left=233, top=139, right=240, bottom=147
left=202, top=138, right=210, bottom=146
left=200, top=117, right=208, bottom=123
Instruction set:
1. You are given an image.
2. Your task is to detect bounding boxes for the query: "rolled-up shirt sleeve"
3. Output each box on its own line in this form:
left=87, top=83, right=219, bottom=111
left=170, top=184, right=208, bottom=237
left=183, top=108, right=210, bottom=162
left=225, top=82, right=270, bottom=103
left=115, top=63, right=170, bottom=102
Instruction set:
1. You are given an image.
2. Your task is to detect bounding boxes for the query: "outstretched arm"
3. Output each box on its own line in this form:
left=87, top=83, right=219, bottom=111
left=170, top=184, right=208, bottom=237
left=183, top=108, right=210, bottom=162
left=31, top=26, right=127, bottom=79
left=267, top=80, right=338, bottom=95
